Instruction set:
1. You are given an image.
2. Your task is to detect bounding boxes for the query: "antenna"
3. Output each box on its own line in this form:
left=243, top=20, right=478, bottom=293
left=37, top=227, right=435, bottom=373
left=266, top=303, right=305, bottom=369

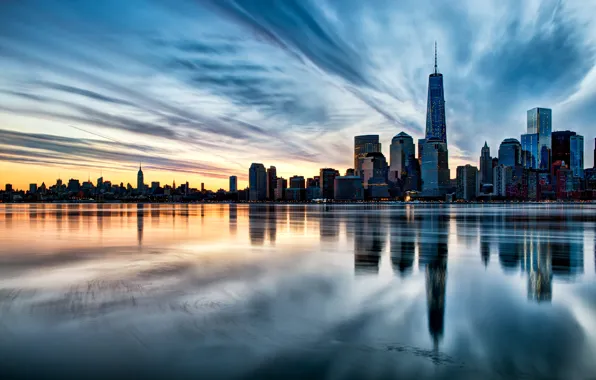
left=434, top=41, right=438, bottom=74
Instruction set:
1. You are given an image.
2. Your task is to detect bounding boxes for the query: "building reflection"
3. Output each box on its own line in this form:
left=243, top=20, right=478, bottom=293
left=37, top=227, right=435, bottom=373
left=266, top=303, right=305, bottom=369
left=354, top=212, right=386, bottom=274
left=248, top=205, right=278, bottom=246
left=229, top=204, right=237, bottom=235
left=319, top=206, right=340, bottom=241
left=389, top=213, right=415, bottom=276
left=418, top=212, right=448, bottom=347
left=137, top=204, right=144, bottom=246
left=521, top=233, right=552, bottom=302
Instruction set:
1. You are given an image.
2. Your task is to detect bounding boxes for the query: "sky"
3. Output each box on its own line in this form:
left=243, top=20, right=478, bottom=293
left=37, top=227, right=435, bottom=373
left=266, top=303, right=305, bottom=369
left=1, top=0, right=595, bottom=191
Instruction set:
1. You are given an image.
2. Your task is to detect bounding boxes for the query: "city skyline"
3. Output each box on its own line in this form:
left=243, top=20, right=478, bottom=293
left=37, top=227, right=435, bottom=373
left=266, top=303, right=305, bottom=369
left=1, top=1, right=596, bottom=190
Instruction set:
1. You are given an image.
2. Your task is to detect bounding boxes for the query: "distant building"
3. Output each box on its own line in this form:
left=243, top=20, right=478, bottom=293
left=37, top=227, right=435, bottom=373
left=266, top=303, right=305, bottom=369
left=570, top=135, right=584, bottom=178
left=274, top=178, right=287, bottom=201
left=201, top=183, right=204, bottom=192
left=249, top=163, right=267, bottom=201
left=493, top=165, right=513, bottom=197
left=289, top=176, right=305, bottom=189
left=426, top=43, right=447, bottom=144
left=421, top=139, right=450, bottom=197
left=389, top=132, right=415, bottom=182
left=498, top=138, right=522, bottom=167
left=456, top=165, right=478, bottom=201
left=29, top=183, right=37, bottom=194
left=285, top=187, right=303, bottom=201
left=266, top=166, right=277, bottom=200
left=521, top=133, right=539, bottom=169
left=552, top=130, right=576, bottom=170
left=137, top=164, right=144, bottom=192
left=367, top=177, right=390, bottom=199
left=307, top=176, right=320, bottom=188
left=480, top=142, right=493, bottom=186
left=229, top=176, right=237, bottom=192
left=320, top=168, right=339, bottom=199
left=361, top=152, right=388, bottom=189
left=151, top=181, right=160, bottom=190
left=527, top=107, right=552, bottom=171
left=305, top=186, right=321, bottom=200
left=556, top=164, right=574, bottom=199
left=67, top=178, right=80, bottom=193
left=334, top=176, right=364, bottom=201
left=354, top=135, right=381, bottom=176
left=5, top=184, right=13, bottom=192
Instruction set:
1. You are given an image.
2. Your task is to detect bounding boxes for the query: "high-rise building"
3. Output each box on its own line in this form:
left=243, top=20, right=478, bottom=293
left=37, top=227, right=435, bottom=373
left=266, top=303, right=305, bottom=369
left=274, top=177, right=287, bottom=201
left=493, top=165, right=513, bottom=197
left=229, top=176, right=237, bottom=192
left=389, top=132, right=415, bottom=182
left=4, top=184, right=12, bottom=192
left=456, top=165, right=478, bottom=201
left=354, top=135, right=381, bottom=175
left=249, top=163, right=267, bottom=201
left=137, top=164, right=144, bottom=192
left=594, top=138, right=596, bottom=169
left=521, top=133, right=539, bottom=169
left=151, top=181, right=160, bottom=190
left=570, top=135, right=584, bottom=178
left=480, top=142, right=493, bottom=186
left=289, top=176, right=305, bottom=189
left=421, top=139, right=450, bottom=197
left=425, top=43, right=447, bottom=143
left=97, top=177, right=103, bottom=191
left=29, top=183, right=37, bottom=194
left=498, top=138, right=522, bottom=167
left=67, top=178, right=81, bottom=193
left=200, top=183, right=204, bottom=192
left=334, top=176, right=364, bottom=200
left=361, top=152, right=388, bottom=189
left=266, top=166, right=277, bottom=200
left=527, top=107, right=552, bottom=170
left=320, top=168, right=339, bottom=199
left=552, top=130, right=576, bottom=169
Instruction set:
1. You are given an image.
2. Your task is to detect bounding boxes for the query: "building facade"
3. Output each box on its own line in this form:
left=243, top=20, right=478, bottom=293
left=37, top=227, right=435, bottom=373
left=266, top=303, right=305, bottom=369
left=137, top=164, right=144, bottom=192
left=493, top=164, right=513, bottom=197
left=266, top=166, right=277, bottom=200
left=354, top=135, right=381, bottom=176
left=249, top=163, right=267, bottom=201
left=569, top=135, right=584, bottom=178
left=456, top=165, right=478, bottom=201
left=334, top=176, right=364, bottom=201
left=389, top=132, right=415, bottom=182
left=521, top=133, right=539, bottom=169
left=229, top=176, right=237, bottom=192
left=274, top=177, right=287, bottom=201
left=480, top=142, right=493, bottom=186
left=527, top=107, right=552, bottom=171
left=320, top=168, right=339, bottom=199
left=425, top=43, right=447, bottom=143
left=421, top=139, right=450, bottom=197
left=498, top=138, right=522, bottom=167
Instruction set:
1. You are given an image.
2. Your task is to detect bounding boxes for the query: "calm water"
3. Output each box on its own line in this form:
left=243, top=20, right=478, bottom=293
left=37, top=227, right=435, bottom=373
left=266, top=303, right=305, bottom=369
left=1, top=204, right=596, bottom=379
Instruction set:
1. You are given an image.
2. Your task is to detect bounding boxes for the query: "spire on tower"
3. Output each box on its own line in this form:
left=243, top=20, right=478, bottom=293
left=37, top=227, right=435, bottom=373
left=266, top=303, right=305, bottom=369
left=434, top=41, right=438, bottom=74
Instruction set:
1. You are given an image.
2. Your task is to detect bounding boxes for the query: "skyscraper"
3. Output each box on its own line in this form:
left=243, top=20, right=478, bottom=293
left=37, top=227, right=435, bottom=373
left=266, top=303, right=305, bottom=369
left=266, top=166, right=277, bottom=200
left=320, top=168, right=340, bottom=199
left=521, top=133, right=539, bottom=169
left=480, top=142, right=493, bottom=186
left=137, top=164, right=144, bottom=193
left=361, top=152, right=388, bottom=188
left=425, top=42, right=447, bottom=143
left=389, top=132, right=415, bottom=182
left=274, top=177, right=287, bottom=201
left=570, top=135, right=584, bottom=178
left=229, top=176, right=237, bottom=192
left=421, top=139, right=450, bottom=196
left=527, top=107, right=552, bottom=170
left=493, top=165, right=513, bottom=197
left=249, top=163, right=267, bottom=201
left=594, top=138, right=596, bottom=169
left=354, top=135, right=381, bottom=176
left=289, top=175, right=305, bottom=189
left=498, top=138, right=522, bottom=167
left=456, top=165, right=478, bottom=201
left=552, top=130, right=576, bottom=168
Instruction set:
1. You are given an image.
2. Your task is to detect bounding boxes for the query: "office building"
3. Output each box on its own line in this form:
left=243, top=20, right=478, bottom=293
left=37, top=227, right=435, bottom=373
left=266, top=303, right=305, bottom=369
left=266, top=166, right=277, bottom=200
left=498, top=138, right=522, bottom=167
left=320, top=168, right=339, bottom=199
left=5, top=184, right=13, bottom=192
left=29, top=183, right=37, bottom=194
left=552, top=130, right=576, bottom=169
left=521, top=133, right=539, bottom=169
left=285, top=188, right=303, bottom=201
left=421, top=139, right=450, bottom=197
left=361, top=152, right=388, bottom=188
left=354, top=135, right=381, bottom=175
left=67, top=178, right=80, bottom=193
left=527, top=107, right=552, bottom=170
left=289, top=176, right=305, bottom=189
left=456, top=165, right=478, bottom=201
left=425, top=43, right=447, bottom=143
left=334, top=176, right=364, bottom=201
left=274, top=178, right=287, bottom=201
left=480, top=142, right=493, bottom=186
left=305, top=186, right=321, bottom=200
left=493, top=164, right=513, bottom=197
left=229, top=176, right=237, bottom=192
left=570, top=135, right=584, bottom=178
left=389, top=132, right=415, bottom=182
left=151, top=181, right=160, bottom=191
left=137, top=164, right=144, bottom=192
left=249, top=163, right=267, bottom=201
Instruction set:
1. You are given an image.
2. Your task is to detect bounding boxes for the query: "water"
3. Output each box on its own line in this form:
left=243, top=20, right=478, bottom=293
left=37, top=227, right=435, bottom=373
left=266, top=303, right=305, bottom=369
left=1, top=203, right=595, bottom=379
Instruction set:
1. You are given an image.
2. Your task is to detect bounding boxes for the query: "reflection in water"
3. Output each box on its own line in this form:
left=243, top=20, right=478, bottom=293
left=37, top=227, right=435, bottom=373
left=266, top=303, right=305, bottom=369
left=354, top=212, right=386, bottom=274
left=419, top=213, right=448, bottom=347
left=0, top=204, right=595, bottom=379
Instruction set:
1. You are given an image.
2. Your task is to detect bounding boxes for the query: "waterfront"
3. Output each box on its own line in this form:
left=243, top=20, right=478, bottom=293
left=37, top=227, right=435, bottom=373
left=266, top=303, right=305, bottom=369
left=1, top=204, right=595, bottom=379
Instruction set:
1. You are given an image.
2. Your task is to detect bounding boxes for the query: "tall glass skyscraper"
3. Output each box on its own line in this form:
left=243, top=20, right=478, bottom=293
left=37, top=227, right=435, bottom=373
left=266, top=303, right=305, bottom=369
left=527, top=107, right=552, bottom=170
left=570, top=135, right=584, bottom=178
left=521, top=133, right=539, bottom=169
left=249, top=163, right=267, bottom=201
left=425, top=43, right=447, bottom=143
left=389, top=132, right=415, bottom=182
left=354, top=135, right=381, bottom=175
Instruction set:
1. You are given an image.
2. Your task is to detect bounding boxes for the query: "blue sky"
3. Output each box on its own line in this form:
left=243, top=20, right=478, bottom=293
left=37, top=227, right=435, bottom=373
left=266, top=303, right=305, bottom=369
left=1, top=0, right=595, bottom=188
